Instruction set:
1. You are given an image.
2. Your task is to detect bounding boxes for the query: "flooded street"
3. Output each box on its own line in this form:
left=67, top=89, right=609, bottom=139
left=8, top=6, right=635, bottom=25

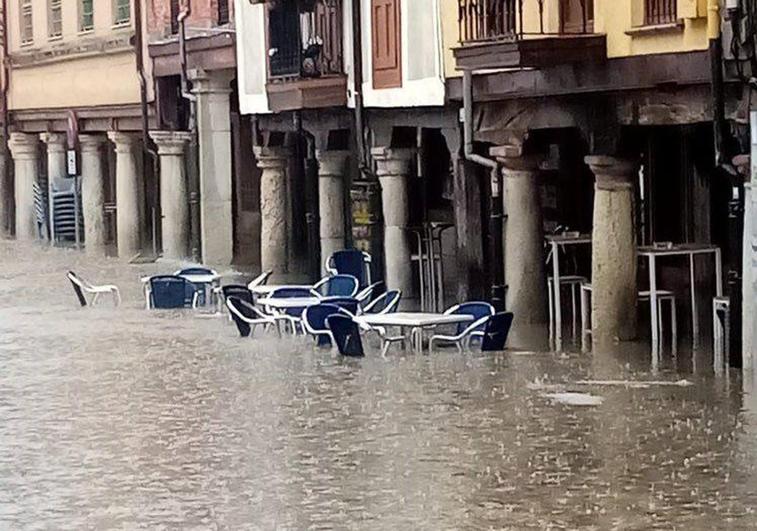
left=1, top=241, right=756, bottom=529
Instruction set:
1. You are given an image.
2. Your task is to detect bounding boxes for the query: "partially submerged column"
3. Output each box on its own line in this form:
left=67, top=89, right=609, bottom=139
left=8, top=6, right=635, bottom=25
left=491, top=145, right=547, bottom=324
left=108, top=132, right=143, bottom=259
left=150, top=131, right=192, bottom=260
left=0, top=144, right=10, bottom=237
left=191, top=68, right=233, bottom=265
left=40, top=133, right=67, bottom=241
left=79, top=135, right=107, bottom=254
left=254, top=146, right=291, bottom=281
left=585, top=155, right=639, bottom=346
left=372, top=147, right=416, bottom=308
left=316, top=150, right=349, bottom=272
left=8, top=133, right=39, bottom=241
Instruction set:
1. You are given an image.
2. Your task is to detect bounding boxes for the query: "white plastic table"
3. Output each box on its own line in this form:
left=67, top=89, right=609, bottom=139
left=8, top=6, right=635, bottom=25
left=545, top=233, right=592, bottom=351
left=354, top=312, right=474, bottom=352
left=638, top=243, right=722, bottom=364
left=256, top=296, right=323, bottom=309
left=250, top=284, right=313, bottom=296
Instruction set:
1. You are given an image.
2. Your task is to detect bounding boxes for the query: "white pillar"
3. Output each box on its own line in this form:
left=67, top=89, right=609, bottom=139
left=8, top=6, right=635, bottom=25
left=191, top=68, right=233, bottom=265
left=40, top=133, right=67, bottom=241
left=316, top=150, right=349, bottom=272
left=150, top=131, right=192, bottom=260
left=492, top=145, right=547, bottom=324
left=585, top=156, right=639, bottom=347
left=744, top=180, right=754, bottom=367
left=254, top=146, right=292, bottom=281
left=79, top=135, right=107, bottom=254
left=8, top=133, right=39, bottom=241
left=372, top=147, right=416, bottom=308
left=108, top=132, right=143, bottom=259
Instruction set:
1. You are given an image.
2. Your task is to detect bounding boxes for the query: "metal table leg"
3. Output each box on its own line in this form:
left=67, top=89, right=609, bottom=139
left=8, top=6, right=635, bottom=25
left=551, top=241, right=563, bottom=351
left=690, top=253, right=699, bottom=350
left=649, top=254, right=660, bottom=368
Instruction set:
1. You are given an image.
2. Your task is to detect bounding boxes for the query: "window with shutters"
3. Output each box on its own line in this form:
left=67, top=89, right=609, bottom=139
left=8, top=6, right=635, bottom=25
left=371, top=0, right=401, bottom=89
left=218, top=0, right=230, bottom=25
left=20, top=0, right=33, bottom=45
left=170, top=0, right=180, bottom=34
left=79, top=0, right=94, bottom=32
left=48, top=0, right=62, bottom=38
left=113, top=0, right=131, bottom=26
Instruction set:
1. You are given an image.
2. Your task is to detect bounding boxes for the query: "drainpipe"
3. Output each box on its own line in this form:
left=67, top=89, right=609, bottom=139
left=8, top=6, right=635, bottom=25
left=134, top=0, right=161, bottom=258
left=179, top=4, right=201, bottom=262
left=709, top=0, right=726, bottom=166
left=351, top=0, right=366, bottom=173
left=463, top=69, right=505, bottom=309
left=1, top=0, right=11, bottom=236
left=295, top=111, right=320, bottom=281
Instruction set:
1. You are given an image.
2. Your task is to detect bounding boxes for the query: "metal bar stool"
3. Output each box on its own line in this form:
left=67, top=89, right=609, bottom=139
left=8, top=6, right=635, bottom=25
left=548, top=275, right=587, bottom=342
left=712, top=296, right=730, bottom=371
left=580, top=284, right=678, bottom=353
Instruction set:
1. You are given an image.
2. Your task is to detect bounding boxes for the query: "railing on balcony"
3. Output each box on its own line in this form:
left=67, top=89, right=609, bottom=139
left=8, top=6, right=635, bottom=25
left=458, top=0, right=593, bottom=44
left=268, top=0, right=344, bottom=81
left=644, top=0, right=677, bottom=26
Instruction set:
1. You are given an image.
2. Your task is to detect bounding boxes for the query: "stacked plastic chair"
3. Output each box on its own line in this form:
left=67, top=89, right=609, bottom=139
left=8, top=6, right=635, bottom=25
left=51, top=178, right=83, bottom=244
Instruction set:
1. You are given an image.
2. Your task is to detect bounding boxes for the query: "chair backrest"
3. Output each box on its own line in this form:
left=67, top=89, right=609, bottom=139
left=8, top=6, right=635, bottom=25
left=325, top=297, right=359, bottom=316
left=303, top=303, right=347, bottom=346
left=149, top=275, right=197, bottom=309
left=481, top=312, right=514, bottom=352
left=314, top=274, right=359, bottom=297
left=365, top=290, right=401, bottom=315
left=248, top=270, right=272, bottom=289
left=270, top=287, right=313, bottom=299
left=67, top=271, right=87, bottom=307
left=175, top=267, right=217, bottom=277
left=447, top=301, right=496, bottom=335
left=356, top=281, right=384, bottom=307
left=327, top=315, right=365, bottom=357
left=227, top=296, right=269, bottom=337
left=222, top=284, right=254, bottom=305
left=328, top=249, right=370, bottom=287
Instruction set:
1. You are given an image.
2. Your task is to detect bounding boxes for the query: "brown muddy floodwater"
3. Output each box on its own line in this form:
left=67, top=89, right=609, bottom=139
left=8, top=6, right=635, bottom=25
left=0, top=240, right=756, bottom=529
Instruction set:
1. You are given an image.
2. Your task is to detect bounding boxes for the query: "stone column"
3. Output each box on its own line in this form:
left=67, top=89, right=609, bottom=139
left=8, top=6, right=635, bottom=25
left=40, top=133, right=67, bottom=242
left=372, top=147, right=416, bottom=308
left=191, top=68, right=233, bottom=265
left=585, top=156, right=639, bottom=346
left=150, top=131, right=192, bottom=260
left=254, top=146, right=291, bottom=280
left=491, top=145, right=547, bottom=324
left=316, top=150, right=349, bottom=272
left=0, top=146, right=10, bottom=238
left=108, top=132, right=143, bottom=259
left=79, top=135, right=107, bottom=254
left=8, top=133, right=39, bottom=241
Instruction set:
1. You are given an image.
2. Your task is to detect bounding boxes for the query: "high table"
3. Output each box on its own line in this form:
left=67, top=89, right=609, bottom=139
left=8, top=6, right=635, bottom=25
left=354, top=312, right=474, bottom=352
left=545, top=233, right=592, bottom=351
left=638, top=243, right=722, bottom=364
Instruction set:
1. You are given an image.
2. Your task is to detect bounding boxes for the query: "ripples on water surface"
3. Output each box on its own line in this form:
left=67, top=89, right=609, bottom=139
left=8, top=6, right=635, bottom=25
left=1, top=241, right=757, bottom=529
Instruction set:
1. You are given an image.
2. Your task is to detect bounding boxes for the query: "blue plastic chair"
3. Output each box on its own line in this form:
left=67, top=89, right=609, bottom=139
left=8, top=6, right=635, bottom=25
left=356, top=281, right=384, bottom=310
left=324, top=297, right=360, bottom=316
left=313, top=274, right=359, bottom=298
left=226, top=297, right=277, bottom=338
left=175, top=267, right=217, bottom=276
left=327, top=314, right=365, bottom=357
left=481, top=312, right=514, bottom=352
left=364, top=290, right=402, bottom=315
left=302, top=303, right=351, bottom=347
left=149, top=275, right=198, bottom=309
left=221, top=285, right=254, bottom=304
left=326, top=249, right=371, bottom=288
left=428, top=301, right=495, bottom=352
left=266, top=287, right=314, bottom=333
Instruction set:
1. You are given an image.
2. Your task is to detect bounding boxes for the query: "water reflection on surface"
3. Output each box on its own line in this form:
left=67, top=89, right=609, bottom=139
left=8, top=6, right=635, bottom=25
left=1, top=241, right=756, bottom=529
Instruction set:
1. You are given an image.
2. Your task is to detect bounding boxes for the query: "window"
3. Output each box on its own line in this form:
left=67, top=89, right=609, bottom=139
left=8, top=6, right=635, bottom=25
left=113, top=0, right=131, bottom=26
left=20, top=0, right=33, bottom=45
left=170, top=0, right=180, bottom=34
left=644, top=0, right=677, bottom=26
left=79, top=0, right=94, bottom=32
left=371, top=0, right=401, bottom=89
left=218, top=0, right=230, bottom=25
left=48, top=0, right=62, bottom=38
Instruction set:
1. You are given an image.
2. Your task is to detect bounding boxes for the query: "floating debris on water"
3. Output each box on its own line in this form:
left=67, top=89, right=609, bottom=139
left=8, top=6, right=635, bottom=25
left=542, top=392, right=604, bottom=406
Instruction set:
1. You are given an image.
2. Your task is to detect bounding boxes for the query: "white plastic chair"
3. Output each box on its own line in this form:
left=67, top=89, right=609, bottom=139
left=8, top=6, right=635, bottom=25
left=67, top=271, right=121, bottom=307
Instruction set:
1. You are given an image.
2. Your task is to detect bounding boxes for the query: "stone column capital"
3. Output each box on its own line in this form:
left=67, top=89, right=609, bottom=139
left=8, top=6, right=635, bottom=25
left=8, top=133, right=39, bottom=160
left=108, top=132, right=140, bottom=154
left=371, top=147, right=415, bottom=178
left=316, top=150, right=350, bottom=177
left=150, top=130, right=192, bottom=156
left=585, top=155, right=638, bottom=191
left=79, top=134, right=107, bottom=154
left=39, top=132, right=67, bottom=151
left=189, top=68, right=233, bottom=95
left=254, top=146, right=292, bottom=169
left=490, top=145, right=541, bottom=174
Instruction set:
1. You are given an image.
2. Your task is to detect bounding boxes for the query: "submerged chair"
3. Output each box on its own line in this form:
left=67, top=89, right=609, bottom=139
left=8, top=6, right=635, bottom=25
left=326, top=249, right=372, bottom=288
left=429, top=301, right=495, bottom=352
left=302, top=303, right=352, bottom=347
left=215, top=284, right=254, bottom=317
left=265, top=286, right=314, bottom=333
left=481, top=312, right=514, bottom=352
left=148, top=275, right=198, bottom=309
left=174, top=266, right=217, bottom=277
left=327, top=314, right=365, bottom=358
left=247, top=270, right=273, bottom=291
left=226, top=296, right=277, bottom=338
left=67, top=271, right=121, bottom=307
left=363, top=290, right=401, bottom=315
left=313, top=274, right=359, bottom=298
left=356, top=281, right=384, bottom=310
left=325, top=297, right=360, bottom=316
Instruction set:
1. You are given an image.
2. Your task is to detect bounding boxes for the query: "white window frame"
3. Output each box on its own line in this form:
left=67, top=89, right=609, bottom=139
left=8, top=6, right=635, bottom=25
left=48, top=0, right=63, bottom=39
left=112, top=0, right=131, bottom=27
left=20, top=0, right=33, bottom=46
left=79, top=0, right=94, bottom=32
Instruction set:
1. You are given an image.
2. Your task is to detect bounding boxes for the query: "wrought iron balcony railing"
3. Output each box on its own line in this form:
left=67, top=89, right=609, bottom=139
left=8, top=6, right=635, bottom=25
left=458, top=0, right=594, bottom=44
left=644, top=0, right=677, bottom=26
left=268, top=0, right=344, bottom=81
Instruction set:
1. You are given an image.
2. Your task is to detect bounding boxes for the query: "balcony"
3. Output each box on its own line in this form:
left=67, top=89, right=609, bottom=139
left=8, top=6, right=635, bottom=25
left=265, top=0, right=347, bottom=112
left=453, top=0, right=606, bottom=71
